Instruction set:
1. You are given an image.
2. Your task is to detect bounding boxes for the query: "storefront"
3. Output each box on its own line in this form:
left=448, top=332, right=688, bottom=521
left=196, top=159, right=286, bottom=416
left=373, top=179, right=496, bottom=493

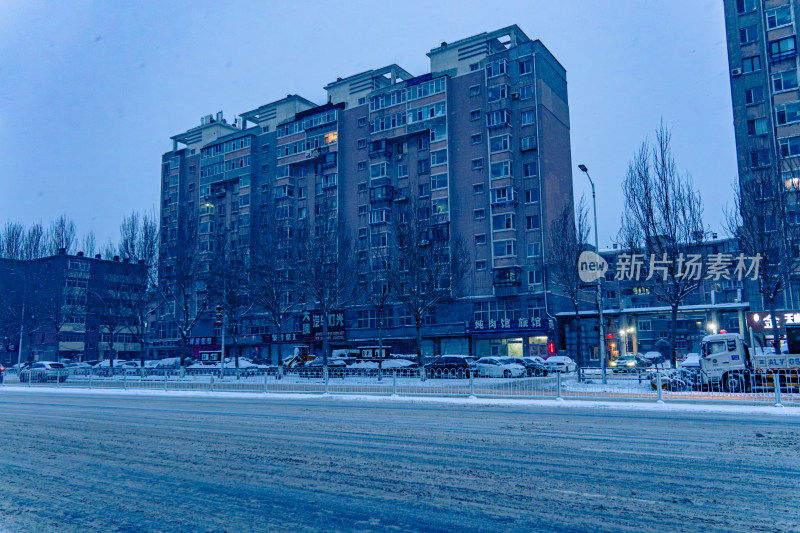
left=467, top=317, right=553, bottom=359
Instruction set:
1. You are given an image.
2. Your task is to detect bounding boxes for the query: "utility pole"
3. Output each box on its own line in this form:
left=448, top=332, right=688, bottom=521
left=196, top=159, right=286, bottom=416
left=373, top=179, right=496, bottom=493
left=579, top=164, right=607, bottom=384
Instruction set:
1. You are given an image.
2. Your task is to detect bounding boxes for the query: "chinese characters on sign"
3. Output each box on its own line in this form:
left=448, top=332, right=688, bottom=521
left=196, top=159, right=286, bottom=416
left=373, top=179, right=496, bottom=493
left=188, top=337, right=217, bottom=346
left=469, top=317, right=553, bottom=334
left=746, top=311, right=800, bottom=332
left=300, top=310, right=346, bottom=340
left=611, top=253, right=761, bottom=282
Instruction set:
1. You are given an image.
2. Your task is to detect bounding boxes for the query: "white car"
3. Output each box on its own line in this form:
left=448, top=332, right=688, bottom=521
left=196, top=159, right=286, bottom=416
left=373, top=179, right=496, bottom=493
left=474, top=357, right=526, bottom=378
left=544, top=356, right=576, bottom=373
left=65, top=362, right=93, bottom=373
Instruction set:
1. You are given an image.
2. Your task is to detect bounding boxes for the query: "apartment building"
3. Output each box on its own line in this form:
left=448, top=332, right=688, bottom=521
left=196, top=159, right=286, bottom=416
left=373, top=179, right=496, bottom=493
left=157, top=25, right=575, bottom=361
left=0, top=250, right=148, bottom=364
left=723, top=0, right=800, bottom=308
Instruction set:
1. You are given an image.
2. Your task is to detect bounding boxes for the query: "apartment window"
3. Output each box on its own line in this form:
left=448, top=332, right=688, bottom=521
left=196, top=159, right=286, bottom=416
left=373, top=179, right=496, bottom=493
left=638, top=320, right=652, bottom=332
left=472, top=158, right=484, bottom=170
left=527, top=242, right=541, bottom=258
left=523, top=162, right=538, bottom=178
left=521, top=110, right=535, bottom=125
left=523, top=187, right=539, bottom=204
left=470, top=62, right=481, bottom=72
left=470, top=109, right=482, bottom=121
left=520, top=85, right=533, bottom=100
left=742, top=55, right=761, bottom=73
left=419, top=183, right=430, bottom=197
left=261, top=164, right=269, bottom=173
left=417, top=137, right=428, bottom=151
left=430, top=124, right=447, bottom=142
left=770, top=37, right=797, bottom=62
left=431, top=149, right=448, bottom=166
left=492, top=213, right=516, bottom=231
left=490, top=134, right=511, bottom=153
left=431, top=173, right=448, bottom=190
left=262, top=144, right=270, bottom=153
left=371, top=162, right=388, bottom=179
left=739, top=25, right=758, bottom=44
left=475, top=259, right=487, bottom=271
left=520, top=135, right=537, bottom=151
left=357, top=182, right=367, bottom=193
left=527, top=269, right=542, bottom=286
left=493, top=239, right=516, bottom=257
left=736, top=0, right=756, bottom=13
left=475, top=234, right=487, bottom=245
left=766, top=5, right=792, bottom=29
left=491, top=160, right=511, bottom=179
left=358, top=205, right=367, bottom=215
left=471, top=133, right=483, bottom=144
left=473, top=183, right=485, bottom=194
left=750, top=148, right=772, bottom=167
left=299, top=186, right=307, bottom=199
left=488, top=84, right=508, bottom=103
left=780, top=136, right=800, bottom=157
left=776, top=102, right=800, bottom=125
left=525, top=214, right=540, bottom=230
left=773, top=70, right=799, bottom=92
left=519, top=58, right=533, bottom=75
left=745, top=86, right=764, bottom=105
left=358, top=97, right=366, bottom=105
left=432, top=198, right=448, bottom=214
left=357, top=117, right=367, bottom=127
left=417, top=159, right=430, bottom=174
left=398, top=164, right=408, bottom=178
left=474, top=208, right=486, bottom=220
left=486, top=59, right=507, bottom=78
left=357, top=138, right=366, bottom=149
left=486, top=109, right=511, bottom=128
left=358, top=161, right=367, bottom=171
left=469, top=85, right=481, bottom=96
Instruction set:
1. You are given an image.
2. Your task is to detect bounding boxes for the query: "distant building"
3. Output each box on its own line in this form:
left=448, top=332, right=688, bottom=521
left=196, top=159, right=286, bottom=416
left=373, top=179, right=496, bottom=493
left=0, top=250, right=148, bottom=364
left=555, top=237, right=760, bottom=365
left=157, top=25, right=576, bottom=362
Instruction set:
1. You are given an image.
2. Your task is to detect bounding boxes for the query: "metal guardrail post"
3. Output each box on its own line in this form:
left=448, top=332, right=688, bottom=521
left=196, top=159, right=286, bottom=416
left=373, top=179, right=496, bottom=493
left=556, top=372, right=563, bottom=400
left=656, top=372, right=663, bottom=403
left=469, top=371, right=475, bottom=398
left=392, top=371, right=397, bottom=397
left=264, top=372, right=268, bottom=394
left=89, top=372, right=93, bottom=389
left=123, top=373, right=127, bottom=390
left=210, top=375, right=214, bottom=391
left=773, top=372, right=783, bottom=408
left=324, top=367, right=329, bottom=395
left=164, top=372, right=168, bottom=391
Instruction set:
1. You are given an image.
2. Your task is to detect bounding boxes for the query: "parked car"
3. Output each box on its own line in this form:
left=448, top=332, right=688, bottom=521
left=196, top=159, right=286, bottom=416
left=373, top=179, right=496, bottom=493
left=424, top=356, right=475, bottom=378
left=65, top=362, right=94, bottom=374
left=678, top=353, right=701, bottom=370
left=474, top=357, right=526, bottom=378
left=19, top=362, right=68, bottom=383
left=544, top=356, right=577, bottom=373
left=642, top=351, right=671, bottom=369
left=609, top=355, right=647, bottom=373
left=297, top=358, right=347, bottom=378
left=518, top=357, right=549, bottom=376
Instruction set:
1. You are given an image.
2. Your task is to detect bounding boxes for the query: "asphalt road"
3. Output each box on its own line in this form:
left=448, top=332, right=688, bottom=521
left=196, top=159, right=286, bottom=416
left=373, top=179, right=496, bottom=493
left=0, top=391, right=798, bottom=533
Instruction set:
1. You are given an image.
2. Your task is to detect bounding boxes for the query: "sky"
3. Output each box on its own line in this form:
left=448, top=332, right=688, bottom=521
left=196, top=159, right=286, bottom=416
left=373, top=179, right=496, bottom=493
left=0, top=0, right=735, bottom=249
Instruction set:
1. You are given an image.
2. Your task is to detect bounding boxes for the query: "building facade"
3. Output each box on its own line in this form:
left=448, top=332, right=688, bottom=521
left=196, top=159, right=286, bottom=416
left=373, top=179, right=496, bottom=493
left=157, top=26, right=575, bottom=362
left=0, top=250, right=148, bottom=364
left=723, top=0, right=800, bottom=307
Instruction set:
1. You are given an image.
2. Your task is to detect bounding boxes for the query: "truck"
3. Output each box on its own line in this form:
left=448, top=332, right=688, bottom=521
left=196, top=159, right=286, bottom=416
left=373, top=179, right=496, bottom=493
left=698, top=332, right=800, bottom=393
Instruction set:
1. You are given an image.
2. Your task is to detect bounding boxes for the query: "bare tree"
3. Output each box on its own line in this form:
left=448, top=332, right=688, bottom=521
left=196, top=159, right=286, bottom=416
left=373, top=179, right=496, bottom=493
left=207, top=227, right=253, bottom=373
left=22, top=224, right=46, bottom=260
left=117, top=210, right=159, bottom=364
left=619, top=123, right=705, bottom=365
left=249, top=216, right=302, bottom=370
left=357, top=231, right=394, bottom=379
left=385, top=196, right=470, bottom=369
left=1, top=222, right=24, bottom=259
left=296, top=217, right=357, bottom=370
left=46, top=215, right=77, bottom=255
left=546, top=197, right=591, bottom=368
left=81, top=231, right=97, bottom=258
left=725, top=157, right=800, bottom=349
left=157, top=211, right=211, bottom=367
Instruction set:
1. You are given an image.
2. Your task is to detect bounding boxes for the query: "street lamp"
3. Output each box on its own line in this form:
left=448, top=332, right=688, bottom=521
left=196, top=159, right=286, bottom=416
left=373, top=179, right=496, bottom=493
left=578, top=164, right=607, bottom=383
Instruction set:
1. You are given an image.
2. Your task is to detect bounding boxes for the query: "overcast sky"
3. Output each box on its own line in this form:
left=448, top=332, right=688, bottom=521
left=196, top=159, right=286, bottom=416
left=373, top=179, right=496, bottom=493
left=0, top=0, right=734, bottom=249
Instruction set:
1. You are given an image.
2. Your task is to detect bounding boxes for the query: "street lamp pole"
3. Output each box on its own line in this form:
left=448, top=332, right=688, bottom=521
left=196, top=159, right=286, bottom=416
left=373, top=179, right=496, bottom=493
left=578, top=164, right=607, bottom=383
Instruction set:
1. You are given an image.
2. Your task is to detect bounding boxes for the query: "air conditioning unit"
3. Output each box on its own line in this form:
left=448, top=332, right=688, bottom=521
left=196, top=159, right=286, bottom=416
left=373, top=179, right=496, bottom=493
left=731, top=68, right=742, bottom=77
left=511, top=92, right=520, bottom=100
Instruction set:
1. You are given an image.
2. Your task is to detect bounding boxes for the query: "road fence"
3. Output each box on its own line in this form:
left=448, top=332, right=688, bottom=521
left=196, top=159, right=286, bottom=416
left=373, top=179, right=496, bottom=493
left=2, top=366, right=798, bottom=405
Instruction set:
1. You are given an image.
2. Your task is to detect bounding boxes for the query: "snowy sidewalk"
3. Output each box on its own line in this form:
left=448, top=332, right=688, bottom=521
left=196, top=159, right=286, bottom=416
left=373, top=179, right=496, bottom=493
left=1, top=385, right=798, bottom=416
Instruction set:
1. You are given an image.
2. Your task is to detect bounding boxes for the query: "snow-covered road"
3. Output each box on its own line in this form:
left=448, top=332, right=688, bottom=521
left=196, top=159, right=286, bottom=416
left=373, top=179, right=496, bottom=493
left=0, top=390, right=798, bottom=532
